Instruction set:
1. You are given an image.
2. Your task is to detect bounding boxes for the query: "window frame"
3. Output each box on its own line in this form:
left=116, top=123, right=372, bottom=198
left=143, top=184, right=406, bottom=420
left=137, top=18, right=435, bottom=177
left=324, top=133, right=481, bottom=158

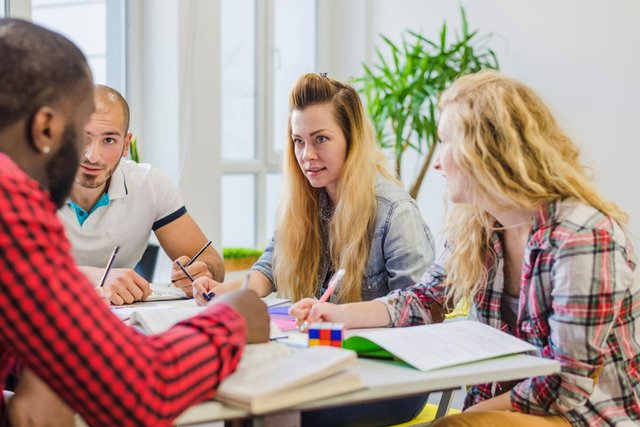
left=220, top=0, right=317, bottom=249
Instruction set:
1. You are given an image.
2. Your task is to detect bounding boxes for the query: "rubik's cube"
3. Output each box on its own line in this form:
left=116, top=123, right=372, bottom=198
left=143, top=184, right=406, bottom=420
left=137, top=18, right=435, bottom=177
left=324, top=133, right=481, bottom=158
left=308, top=322, right=344, bottom=348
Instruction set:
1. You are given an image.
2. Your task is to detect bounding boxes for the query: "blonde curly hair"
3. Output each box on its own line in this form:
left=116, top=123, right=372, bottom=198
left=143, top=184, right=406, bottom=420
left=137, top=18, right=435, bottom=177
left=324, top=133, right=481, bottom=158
left=439, top=70, right=627, bottom=307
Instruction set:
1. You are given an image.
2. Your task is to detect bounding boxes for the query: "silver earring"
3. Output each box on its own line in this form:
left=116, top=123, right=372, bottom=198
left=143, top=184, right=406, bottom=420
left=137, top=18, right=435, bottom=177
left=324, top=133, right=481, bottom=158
left=42, top=146, right=51, bottom=154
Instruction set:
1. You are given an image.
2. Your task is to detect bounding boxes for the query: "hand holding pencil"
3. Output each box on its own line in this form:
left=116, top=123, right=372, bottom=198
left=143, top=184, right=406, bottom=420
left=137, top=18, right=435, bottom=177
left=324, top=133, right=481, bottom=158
left=171, top=240, right=213, bottom=297
left=289, top=269, right=345, bottom=332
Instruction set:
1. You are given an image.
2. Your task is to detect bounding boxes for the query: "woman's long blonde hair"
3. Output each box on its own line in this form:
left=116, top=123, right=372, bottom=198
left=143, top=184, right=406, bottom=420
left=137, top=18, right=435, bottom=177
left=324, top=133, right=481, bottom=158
left=440, top=71, right=627, bottom=307
left=273, top=73, right=397, bottom=303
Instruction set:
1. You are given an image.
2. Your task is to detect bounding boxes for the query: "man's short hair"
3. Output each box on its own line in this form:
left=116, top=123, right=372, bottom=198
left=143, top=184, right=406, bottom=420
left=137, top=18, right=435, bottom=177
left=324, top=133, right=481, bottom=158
left=0, top=19, right=90, bottom=131
left=95, top=85, right=130, bottom=133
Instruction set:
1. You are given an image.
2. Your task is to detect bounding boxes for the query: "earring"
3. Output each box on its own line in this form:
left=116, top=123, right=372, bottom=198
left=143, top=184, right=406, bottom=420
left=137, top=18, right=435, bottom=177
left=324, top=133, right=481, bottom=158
left=42, top=146, right=51, bottom=154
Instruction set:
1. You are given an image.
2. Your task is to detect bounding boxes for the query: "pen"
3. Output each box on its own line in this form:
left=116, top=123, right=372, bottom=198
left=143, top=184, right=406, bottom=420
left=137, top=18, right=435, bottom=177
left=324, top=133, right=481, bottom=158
left=175, top=260, right=195, bottom=282
left=170, top=240, right=212, bottom=288
left=98, top=245, right=119, bottom=288
left=177, top=260, right=214, bottom=302
left=185, top=240, right=212, bottom=267
left=299, top=268, right=345, bottom=332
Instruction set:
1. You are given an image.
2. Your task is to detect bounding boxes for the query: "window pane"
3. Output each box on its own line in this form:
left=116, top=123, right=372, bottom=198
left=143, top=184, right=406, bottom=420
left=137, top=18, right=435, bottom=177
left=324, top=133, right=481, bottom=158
left=220, top=0, right=256, bottom=160
left=265, top=173, right=282, bottom=245
left=31, top=0, right=107, bottom=84
left=222, top=174, right=256, bottom=248
left=272, top=0, right=316, bottom=153
left=87, top=55, right=107, bottom=85
left=0, top=0, right=5, bottom=18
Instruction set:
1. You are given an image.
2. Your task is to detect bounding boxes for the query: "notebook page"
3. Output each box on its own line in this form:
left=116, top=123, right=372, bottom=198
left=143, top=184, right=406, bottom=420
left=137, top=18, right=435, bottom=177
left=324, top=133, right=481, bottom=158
left=128, top=306, right=288, bottom=339
left=348, top=320, right=535, bottom=371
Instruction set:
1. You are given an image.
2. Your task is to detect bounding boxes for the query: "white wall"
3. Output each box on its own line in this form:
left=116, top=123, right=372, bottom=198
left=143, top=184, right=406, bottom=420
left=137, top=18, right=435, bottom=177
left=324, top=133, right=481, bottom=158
left=322, top=0, right=640, bottom=249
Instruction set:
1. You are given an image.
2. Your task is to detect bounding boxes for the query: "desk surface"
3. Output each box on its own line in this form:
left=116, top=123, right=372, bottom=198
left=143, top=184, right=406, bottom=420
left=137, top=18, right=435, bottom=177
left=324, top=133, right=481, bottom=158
left=175, top=353, right=559, bottom=425
left=103, top=299, right=561, bottom=426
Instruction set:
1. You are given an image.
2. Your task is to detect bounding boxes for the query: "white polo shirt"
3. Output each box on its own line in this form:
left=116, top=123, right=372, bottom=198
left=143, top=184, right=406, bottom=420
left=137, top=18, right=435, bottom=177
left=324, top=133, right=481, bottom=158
left=59, top=160, right=186, bottom=269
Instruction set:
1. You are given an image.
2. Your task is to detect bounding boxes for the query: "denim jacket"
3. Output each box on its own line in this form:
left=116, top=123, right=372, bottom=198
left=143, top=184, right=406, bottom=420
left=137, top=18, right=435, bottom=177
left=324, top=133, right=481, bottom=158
left=252, top=176, right=435, bottom=302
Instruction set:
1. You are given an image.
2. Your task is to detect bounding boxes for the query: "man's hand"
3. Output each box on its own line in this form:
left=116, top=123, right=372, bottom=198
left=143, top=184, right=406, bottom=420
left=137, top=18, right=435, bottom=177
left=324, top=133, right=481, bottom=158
left=78, top=266, right=151, bottom=305
left=211, top=290, right=270, bottom=343
left=7, top=369, right=74, bottom=427
left=171, top=256, right=212, bottom=298
left=105, top=268, right=151, bottom=305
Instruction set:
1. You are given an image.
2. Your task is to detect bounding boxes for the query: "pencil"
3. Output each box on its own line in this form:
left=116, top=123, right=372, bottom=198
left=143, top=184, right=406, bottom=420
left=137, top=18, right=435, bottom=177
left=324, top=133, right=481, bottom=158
left=98, top=246, right=119, bottom=288
left=177, top=260, right=214, bottom=302
left=175, top=260, right=195, bottom=283
left=300, top=268, right=345, bottom=332
left=185, top=240, right=212, bottom=267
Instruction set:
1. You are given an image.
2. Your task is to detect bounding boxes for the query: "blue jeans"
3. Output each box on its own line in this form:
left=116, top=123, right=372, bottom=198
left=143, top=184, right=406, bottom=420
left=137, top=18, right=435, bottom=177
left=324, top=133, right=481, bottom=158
left=301, top=394, right=429, bottom=427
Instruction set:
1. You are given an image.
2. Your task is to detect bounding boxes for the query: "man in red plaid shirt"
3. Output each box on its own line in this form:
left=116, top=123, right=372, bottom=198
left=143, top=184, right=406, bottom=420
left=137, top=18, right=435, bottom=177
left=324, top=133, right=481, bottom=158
left=0, top=18, right=269, bottom=426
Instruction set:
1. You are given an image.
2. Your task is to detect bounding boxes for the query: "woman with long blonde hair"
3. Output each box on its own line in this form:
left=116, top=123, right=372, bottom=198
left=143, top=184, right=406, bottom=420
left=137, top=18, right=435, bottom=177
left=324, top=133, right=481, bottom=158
left=194, top=73, right=434, bottom=305
left=290, top=70, right=639, bottom=426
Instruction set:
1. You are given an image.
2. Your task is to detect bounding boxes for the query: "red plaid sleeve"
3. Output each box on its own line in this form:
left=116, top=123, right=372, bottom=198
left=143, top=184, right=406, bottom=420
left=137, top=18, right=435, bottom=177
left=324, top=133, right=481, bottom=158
left=378, top=243, right=451, bottom=327
left=0, top=155, right=246, bottom=426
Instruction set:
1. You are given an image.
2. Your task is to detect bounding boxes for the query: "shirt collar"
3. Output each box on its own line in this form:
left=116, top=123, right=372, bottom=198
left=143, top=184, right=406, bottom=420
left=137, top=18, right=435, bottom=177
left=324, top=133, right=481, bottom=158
left=530, top=200, right=559, bottom=234
left=66, top=192, right=110, bottom=225
left=107, top=164, right=127, bottom=200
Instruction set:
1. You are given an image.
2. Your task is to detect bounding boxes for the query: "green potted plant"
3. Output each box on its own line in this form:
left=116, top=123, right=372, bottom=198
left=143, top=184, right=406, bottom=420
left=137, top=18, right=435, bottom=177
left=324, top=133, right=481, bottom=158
left=355, top=7, right=499, bottom=198
left=223, top=247, right=264, bottom=272
left=129, top=135, right=141, bottom=162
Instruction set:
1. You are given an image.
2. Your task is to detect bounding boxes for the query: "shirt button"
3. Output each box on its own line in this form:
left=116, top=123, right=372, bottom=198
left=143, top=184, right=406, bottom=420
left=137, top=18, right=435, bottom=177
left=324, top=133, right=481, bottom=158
left=79, top=211, right=85, bottom=216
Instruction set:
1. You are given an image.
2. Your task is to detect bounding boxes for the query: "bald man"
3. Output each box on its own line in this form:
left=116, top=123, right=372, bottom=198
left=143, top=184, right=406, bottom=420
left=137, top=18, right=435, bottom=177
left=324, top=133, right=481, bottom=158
left=58, top=85, right=224, bottom=305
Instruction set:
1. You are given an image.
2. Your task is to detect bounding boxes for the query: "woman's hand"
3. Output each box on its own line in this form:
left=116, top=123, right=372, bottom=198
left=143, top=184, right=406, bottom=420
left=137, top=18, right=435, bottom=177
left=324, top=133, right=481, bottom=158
left=192, top=277, right=242, bottom=306
left=288, top=298, right=344, bottom=330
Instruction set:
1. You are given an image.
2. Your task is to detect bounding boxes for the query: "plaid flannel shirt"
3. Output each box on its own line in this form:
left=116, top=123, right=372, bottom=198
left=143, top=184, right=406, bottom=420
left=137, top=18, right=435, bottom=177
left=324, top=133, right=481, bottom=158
left=378, top=199, right=640, bottom=426
left=0, top=153, right=247, bottom=426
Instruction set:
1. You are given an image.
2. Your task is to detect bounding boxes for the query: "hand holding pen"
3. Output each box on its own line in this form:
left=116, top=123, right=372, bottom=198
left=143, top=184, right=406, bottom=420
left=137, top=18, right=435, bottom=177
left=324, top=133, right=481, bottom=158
left=292, top=269, right=345, bottom=332
left=171, top=240, right=213, bottom=296
left=175, top=259, right=215, bottom=304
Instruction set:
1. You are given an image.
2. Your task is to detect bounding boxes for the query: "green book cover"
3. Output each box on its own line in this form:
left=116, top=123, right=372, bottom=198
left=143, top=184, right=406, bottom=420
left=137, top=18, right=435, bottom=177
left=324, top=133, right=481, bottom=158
left=340, top=322, right=536, bottom=372
left=342, top=336, right=394, bottom=359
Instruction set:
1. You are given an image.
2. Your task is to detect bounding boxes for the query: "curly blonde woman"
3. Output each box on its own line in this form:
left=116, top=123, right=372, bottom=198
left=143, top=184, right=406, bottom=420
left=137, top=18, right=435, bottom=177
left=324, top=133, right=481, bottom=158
left=290, top=70, right=640, bottom=426
left=194, top=73, right=435, bottom=305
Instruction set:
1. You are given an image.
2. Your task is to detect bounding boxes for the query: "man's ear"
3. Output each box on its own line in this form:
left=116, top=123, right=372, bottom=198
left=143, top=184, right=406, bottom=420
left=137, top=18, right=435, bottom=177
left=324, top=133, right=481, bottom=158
left=122, top=132, right=133, bottom=158
left=29, top=106, right=64, bottom=155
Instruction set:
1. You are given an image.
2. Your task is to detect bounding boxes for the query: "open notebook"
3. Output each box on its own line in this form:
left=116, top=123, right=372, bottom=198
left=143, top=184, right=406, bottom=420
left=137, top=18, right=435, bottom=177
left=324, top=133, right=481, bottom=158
left=343, top=320, right=536, bottom=371
left=123, top=305, right=286, bottom=339
left=216, top=343, right=362, bottom=414
left=146, top=283, right=189, bottom=301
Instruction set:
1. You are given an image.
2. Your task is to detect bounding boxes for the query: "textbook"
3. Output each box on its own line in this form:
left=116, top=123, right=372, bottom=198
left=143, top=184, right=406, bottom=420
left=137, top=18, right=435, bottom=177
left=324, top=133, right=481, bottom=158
left=129, top=306, right=204, bottom=334
left=126, top=305, right=286, bottom=339
left=216, top=343, right=363, bottom=414
left=342, top=320, right=536, bottom=371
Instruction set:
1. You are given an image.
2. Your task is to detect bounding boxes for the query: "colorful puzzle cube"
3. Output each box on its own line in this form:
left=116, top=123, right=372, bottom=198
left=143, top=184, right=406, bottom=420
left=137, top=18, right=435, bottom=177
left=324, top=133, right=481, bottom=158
left=307, top=322, right=345, bottom=348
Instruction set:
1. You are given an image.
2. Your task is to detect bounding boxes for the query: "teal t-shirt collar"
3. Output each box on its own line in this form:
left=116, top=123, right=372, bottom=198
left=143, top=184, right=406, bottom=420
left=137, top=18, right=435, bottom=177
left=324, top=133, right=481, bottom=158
left=67, top=193, right=110, bottom=226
